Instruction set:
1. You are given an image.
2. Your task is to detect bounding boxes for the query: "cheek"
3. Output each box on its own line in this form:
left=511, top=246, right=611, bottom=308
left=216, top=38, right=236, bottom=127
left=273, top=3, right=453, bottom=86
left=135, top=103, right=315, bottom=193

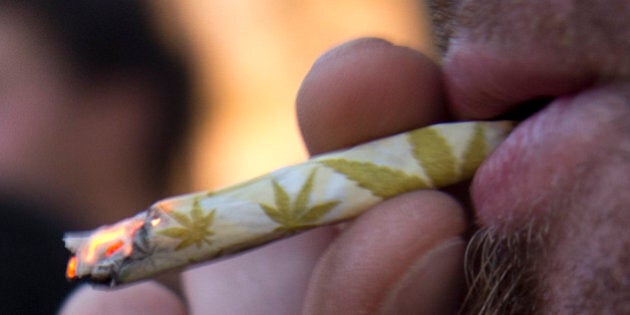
left=539, top=158, right=630, bottom=313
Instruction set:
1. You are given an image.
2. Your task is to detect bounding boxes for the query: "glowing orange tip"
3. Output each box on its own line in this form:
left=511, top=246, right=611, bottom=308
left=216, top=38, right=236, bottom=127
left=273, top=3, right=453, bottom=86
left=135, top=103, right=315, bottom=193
left=66, top=256, right=78, bottom=279
left=105, top=241, right=125, bottom=257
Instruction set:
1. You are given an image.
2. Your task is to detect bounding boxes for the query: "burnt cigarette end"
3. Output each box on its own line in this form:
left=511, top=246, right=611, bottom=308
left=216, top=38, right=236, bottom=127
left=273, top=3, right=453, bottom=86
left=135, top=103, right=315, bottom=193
left=64, top=213, right=150, bottom=285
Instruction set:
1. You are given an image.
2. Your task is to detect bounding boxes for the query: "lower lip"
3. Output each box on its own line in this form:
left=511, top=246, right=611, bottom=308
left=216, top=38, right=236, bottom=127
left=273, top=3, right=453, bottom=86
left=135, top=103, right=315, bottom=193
left=470, top=93, right=602, bottom=228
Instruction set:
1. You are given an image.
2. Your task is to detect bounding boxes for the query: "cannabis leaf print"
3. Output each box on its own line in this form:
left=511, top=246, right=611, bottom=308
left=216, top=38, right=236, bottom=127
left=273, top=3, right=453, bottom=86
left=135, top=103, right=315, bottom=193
left=460, top=123, right=487, bottom=179
left=319, top=159, right=429, bottom=198
left=260, top=169, right=339, bottom=232
left=321, top=124, right=492, bottom=197
left=408, top=124, right=488, bottom=185
left=407, top=127, right=457, bottom=187
left=157, top=198, right=216, bottom=250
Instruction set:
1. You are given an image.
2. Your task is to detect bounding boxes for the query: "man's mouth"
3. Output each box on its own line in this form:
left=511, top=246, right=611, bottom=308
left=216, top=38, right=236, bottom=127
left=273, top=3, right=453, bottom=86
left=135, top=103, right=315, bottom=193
left=461, top=82, right=630, bottom=313
left=440, top=43, right=628, bottom=230
left=468, top=84, right=628, bottom=229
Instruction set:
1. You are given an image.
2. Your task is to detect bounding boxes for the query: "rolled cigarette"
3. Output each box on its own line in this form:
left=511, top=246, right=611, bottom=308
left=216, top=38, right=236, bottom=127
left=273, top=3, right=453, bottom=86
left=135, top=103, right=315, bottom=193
left=65, top=121, right=513, bottom=286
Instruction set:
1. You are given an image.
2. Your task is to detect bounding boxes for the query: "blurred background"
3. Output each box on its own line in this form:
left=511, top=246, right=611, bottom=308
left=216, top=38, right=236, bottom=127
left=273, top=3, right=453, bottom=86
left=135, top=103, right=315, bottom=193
left=156, top=0, right=434, bottom=192
left=0, top=0, right=434, bottom=313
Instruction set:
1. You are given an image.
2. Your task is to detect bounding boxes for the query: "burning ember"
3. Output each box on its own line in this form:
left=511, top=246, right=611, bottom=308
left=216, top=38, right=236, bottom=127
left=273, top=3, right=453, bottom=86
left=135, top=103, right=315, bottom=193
left=65, top=216, right=145, bottom=282
left=66, top=256, right=78, bottom=279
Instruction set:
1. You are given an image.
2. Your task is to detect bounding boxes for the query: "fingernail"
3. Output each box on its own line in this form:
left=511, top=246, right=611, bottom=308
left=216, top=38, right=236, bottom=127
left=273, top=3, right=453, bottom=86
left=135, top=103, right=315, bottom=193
left=380, top=238, right=466, bottom=314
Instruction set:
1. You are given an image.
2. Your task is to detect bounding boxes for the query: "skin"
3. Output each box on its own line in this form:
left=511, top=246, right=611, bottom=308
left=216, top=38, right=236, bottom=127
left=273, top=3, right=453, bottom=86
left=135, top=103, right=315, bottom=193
left=62, top=0, right=629, bottom=313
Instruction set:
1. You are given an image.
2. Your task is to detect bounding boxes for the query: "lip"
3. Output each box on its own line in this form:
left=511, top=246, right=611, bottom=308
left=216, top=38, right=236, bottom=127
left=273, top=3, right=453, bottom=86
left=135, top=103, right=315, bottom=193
left=470, top=88, right=622, bottom=228
left=443, top=43, right=596, bottom=121
left=441, top=42, right=624, bottom=230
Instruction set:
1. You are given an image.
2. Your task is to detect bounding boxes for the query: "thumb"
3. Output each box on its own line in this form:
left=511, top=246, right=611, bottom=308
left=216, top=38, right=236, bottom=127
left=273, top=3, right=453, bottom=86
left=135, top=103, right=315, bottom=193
left=303, top=191, right=467, bottom=314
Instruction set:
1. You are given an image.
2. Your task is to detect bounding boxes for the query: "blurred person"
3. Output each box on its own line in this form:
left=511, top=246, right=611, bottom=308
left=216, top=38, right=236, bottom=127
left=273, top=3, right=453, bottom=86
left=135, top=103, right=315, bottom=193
left=62, top=0, right=628, bottom=314
left=0, top=0, right=191, bottom=313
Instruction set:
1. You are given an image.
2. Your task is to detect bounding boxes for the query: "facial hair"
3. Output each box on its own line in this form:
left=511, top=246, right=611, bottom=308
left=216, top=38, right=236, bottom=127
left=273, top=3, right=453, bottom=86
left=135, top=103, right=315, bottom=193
left=460, top=221, right=547, bottom=315
left=460, top=151, right=630, bottom=314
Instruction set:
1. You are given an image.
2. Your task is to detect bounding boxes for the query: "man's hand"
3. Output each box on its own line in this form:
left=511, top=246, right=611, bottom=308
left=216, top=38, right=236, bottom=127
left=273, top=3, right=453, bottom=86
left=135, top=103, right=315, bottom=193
left=61, top=38, right=470, bottom=314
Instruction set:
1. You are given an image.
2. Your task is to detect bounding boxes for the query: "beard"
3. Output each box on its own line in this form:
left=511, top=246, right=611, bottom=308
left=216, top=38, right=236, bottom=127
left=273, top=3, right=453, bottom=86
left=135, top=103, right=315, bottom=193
left=460, top=220, right=547, bottom=315
left=459, top=158, right=630, bottom=315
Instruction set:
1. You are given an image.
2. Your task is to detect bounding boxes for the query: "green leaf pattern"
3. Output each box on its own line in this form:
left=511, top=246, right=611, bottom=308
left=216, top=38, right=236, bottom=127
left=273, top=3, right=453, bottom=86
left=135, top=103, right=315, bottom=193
left=319, top=159, right=429, bottom=198
left=460, top=124, right=487, bottom=179
left=157, top=198, right=216, bottom=250
left=407, top=127, right=458, bottom=187
left=157, top=123, right=494, bottom=247
left=259, top=169, right=339, bottom=232
left=319, top=123, right=489, bottom=197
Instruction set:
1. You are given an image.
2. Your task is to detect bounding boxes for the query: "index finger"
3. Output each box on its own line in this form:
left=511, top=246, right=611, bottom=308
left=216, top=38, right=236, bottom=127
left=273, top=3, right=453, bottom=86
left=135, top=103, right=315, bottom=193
left=297, top=38, right=448, bottom=155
